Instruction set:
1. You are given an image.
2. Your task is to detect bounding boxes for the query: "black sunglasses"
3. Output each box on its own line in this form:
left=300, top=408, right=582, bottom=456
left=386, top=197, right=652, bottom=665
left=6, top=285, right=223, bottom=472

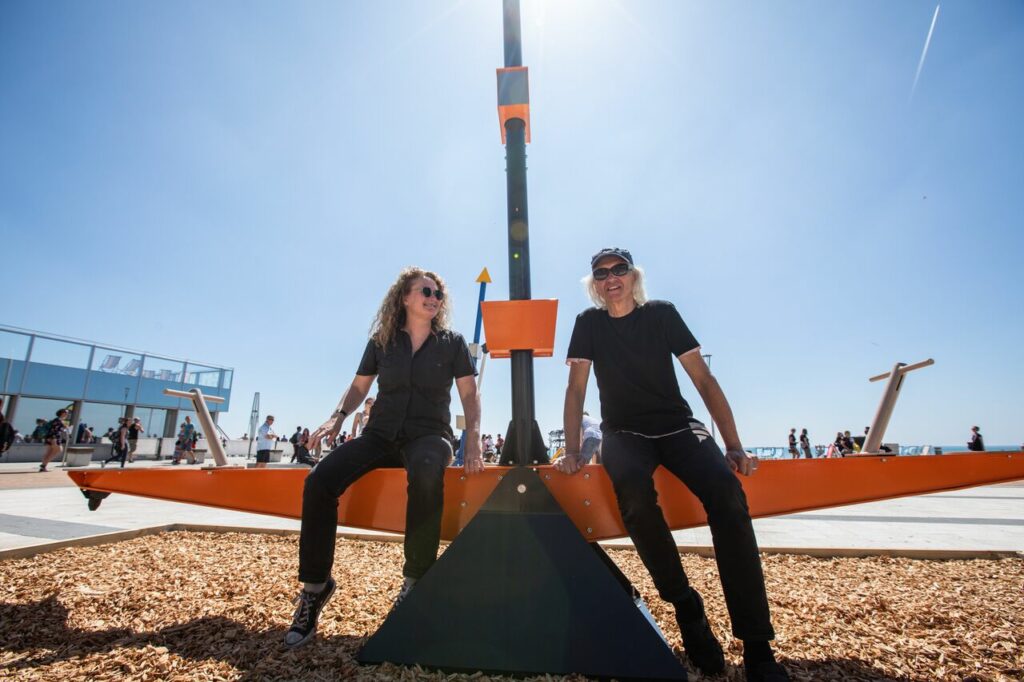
left=420, top=286, right=445, bottom=301
left=592, top=262, right=633, bottom=281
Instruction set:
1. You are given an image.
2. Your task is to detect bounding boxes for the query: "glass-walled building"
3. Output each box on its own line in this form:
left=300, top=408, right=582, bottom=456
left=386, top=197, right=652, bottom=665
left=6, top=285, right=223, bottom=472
left=0, top=325, right=232, bottom=440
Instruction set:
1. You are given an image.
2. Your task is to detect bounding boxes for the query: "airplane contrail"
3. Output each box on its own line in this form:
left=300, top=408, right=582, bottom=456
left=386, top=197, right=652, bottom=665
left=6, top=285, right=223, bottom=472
left=911, top=4, right=941, bottom=102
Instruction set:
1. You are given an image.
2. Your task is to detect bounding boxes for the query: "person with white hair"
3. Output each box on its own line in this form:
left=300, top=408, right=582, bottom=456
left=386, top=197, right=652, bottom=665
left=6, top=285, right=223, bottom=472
left=557, top=247, right=789, bottom=682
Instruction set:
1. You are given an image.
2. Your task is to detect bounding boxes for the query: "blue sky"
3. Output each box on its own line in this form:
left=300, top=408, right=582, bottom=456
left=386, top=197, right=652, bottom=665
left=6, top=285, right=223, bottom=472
left=2, top=1, right=1021, bottom=448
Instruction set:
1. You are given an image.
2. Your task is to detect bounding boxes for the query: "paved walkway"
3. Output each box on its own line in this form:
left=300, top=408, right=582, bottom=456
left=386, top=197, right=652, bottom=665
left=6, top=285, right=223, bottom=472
left=0, top=459, right=1021, bottom=557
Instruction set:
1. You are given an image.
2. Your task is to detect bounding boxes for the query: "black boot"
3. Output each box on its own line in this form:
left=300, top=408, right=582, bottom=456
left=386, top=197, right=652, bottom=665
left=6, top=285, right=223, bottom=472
left=743, top=641, right=789, bottom=681
left=674, top=589, right=725, bottom=676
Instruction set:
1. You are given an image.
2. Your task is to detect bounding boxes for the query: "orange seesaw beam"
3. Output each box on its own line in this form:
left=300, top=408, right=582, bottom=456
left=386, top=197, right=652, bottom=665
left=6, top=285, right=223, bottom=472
left=67, top=451, right=1024, bottom=542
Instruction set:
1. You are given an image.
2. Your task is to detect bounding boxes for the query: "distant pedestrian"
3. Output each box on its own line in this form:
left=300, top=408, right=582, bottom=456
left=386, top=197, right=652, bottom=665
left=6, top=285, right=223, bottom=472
left=102, top=418, right=129, bottom=468
left=127, top=417, right=143, bottom=462
left=39, top=409, right=70, bottom=472
left=495, top=433, right=504, bottom=457
left=180, top=416, right=196, bottom=459
left=256, top=415, right=276, bottom=468
left=171, top=423, right=187, bottom=464
left=787, top=428, right=799, bottom=459
left=967, top=426, right=985, bottom=452
left=799, top=429, right=812, bottom=459
left=579, top=412, right=603, bottom=464
left=842, top=430, right=855, bottom=454
left=351, top=397, right=375, bottom=439
left=31, top=419, right=50, bottom=443
left=290, top=427, right=303, bottom=463
left=832, top=432, right=847, bottom=457
left=0, top=411, right=15, bottom=455
left=295, top=428, right=315, bottom=466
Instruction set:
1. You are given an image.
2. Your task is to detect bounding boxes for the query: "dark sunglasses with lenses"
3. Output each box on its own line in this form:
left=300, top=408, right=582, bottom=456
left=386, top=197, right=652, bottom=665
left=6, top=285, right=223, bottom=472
left=420, top=286, right=445, bottom=301
left=592, top=262, right=633, bottom=281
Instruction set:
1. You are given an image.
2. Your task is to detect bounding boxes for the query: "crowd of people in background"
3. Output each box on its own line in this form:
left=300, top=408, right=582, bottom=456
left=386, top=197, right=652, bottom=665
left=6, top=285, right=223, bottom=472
left=481, top=433, right=503, bottom=462
left=0, top=392, right=1008, bottom=471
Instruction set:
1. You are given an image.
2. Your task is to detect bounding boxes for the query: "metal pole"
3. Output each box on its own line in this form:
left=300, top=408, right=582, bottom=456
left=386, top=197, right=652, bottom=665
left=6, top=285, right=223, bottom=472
left=247, top=392, right=260, bottom=458
left=863, top=358, right=934, bottom=454
left=502, top=0, right=544, bottom=466
left=163, top=388, right=228, bottom=466
left=458, top=270, right=491, bottom=465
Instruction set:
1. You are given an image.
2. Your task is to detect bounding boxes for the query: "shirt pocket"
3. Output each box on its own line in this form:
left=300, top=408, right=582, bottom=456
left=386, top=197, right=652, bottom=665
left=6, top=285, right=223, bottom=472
left=416, top=359, right=451, bottom=402
left=376, top=353, right=409, bottom=390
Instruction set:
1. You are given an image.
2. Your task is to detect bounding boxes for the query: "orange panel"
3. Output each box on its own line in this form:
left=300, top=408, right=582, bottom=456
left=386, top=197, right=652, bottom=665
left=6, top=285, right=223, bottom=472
left=67, top=452, right=1024, bottom=542
left=480, top=299, right=557, bottom=358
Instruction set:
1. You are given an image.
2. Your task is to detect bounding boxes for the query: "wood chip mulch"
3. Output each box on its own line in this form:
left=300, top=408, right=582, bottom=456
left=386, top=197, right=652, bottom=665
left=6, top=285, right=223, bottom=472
left=1, top=531, right=1021, bottom=681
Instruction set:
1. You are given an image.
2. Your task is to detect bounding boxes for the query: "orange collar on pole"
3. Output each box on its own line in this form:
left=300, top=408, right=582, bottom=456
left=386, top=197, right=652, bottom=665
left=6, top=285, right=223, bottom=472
left=497, top=67, right=530, bottom=144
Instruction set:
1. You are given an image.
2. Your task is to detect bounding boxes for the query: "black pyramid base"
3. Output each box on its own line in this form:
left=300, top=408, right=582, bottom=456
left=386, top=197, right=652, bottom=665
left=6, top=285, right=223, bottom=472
left=499, top=419, right=550, bottom=465
left=358, top=467, right=687, bottom=680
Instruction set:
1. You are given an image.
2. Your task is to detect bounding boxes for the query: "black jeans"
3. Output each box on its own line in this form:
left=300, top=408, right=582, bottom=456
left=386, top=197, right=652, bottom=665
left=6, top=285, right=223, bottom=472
left=298, top=431, right=451, bottom=584
left=103, top=445, right=127, bottom=467
left=602, top=427, right=775, bottom=640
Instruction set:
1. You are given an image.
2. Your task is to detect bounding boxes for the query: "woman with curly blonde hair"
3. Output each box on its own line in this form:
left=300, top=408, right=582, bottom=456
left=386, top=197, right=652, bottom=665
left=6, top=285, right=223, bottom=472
left=285, top=266, right=484, bottom=649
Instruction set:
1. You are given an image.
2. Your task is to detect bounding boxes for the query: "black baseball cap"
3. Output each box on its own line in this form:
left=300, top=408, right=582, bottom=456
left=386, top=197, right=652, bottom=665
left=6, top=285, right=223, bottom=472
left=590, top=247, right=634, bottom=268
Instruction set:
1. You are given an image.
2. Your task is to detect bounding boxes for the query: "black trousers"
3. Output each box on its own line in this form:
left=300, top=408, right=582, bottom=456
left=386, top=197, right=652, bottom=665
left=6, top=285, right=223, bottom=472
left=103, top=444, right=127, bottom=466
left=298, top=431, right=451, bottom=584
left=602, top=427, right=775, bottom=640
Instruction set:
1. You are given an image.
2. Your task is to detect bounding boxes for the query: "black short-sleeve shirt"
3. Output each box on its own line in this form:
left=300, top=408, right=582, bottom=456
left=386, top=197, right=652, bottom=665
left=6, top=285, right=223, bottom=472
left=566, top=300, right=700, bottom=436
left=357, top=329, right=476, bottom=441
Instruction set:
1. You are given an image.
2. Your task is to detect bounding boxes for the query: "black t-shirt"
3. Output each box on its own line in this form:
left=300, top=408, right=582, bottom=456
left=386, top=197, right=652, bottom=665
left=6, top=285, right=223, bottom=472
left=566, top=301, right=700, bottom=436
left=128, top=424, right=142, bottom=441
left=357, top=329, right=476, bottom=441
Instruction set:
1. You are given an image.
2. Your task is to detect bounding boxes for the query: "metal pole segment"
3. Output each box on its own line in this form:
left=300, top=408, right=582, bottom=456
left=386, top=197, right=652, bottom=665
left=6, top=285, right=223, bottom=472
left=501, top=0, right=545, bottom=466
left=162, top=388, right=228, bottom=466
left=863, top=358, right=934, bottom=454
left=502, top=0, right=522, bottom=67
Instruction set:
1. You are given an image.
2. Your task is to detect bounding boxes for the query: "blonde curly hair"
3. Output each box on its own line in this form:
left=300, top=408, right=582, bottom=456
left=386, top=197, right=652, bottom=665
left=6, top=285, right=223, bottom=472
left=370, top=267, right=451, bottom=349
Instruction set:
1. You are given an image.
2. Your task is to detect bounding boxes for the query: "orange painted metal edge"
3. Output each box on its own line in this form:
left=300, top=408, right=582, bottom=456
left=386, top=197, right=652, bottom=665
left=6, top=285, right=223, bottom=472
left=66, top=467, right=504, bottom=542
left=480, top=299, right=557, bottom=358
left=67, top=452, right=1024, bottom=542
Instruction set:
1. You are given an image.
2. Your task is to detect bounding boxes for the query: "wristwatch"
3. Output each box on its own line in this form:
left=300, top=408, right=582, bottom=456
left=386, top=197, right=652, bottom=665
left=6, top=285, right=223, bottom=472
left=333, top=409, right=348, bottom=419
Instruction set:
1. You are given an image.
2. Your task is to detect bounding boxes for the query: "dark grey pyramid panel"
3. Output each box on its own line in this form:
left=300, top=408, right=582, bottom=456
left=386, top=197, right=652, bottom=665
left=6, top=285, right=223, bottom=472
left=358, top=467, right=686, bottom=680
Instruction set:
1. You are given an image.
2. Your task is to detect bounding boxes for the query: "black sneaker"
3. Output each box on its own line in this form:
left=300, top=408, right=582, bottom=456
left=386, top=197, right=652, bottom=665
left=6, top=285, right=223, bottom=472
left=284, top=578, right=336, bottom=649
left=675, top=590, right=725, bottom=676
left=745, top=659, right=790, bottom=681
